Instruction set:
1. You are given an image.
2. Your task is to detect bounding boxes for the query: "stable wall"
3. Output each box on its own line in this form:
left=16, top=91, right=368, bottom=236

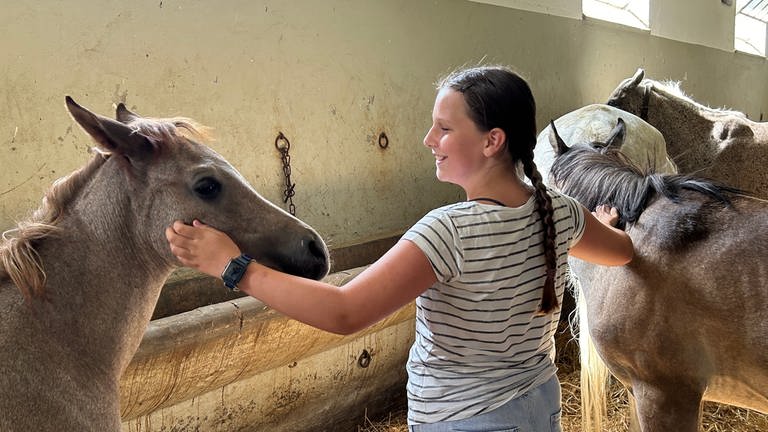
left=651, top=0, right=735, bottom=51
left=2, top=0, right=767, bottom=247
left=472, top=0, right=738, bottom=52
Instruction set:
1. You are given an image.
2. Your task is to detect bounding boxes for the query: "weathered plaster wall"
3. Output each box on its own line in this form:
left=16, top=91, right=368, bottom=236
left=651, top=0, right=735, bottom=51
left=1, top=0, right=767, bottom=246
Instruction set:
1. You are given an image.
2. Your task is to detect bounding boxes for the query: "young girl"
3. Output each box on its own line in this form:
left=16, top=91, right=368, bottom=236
left=166, top=65, right=633, bottom=431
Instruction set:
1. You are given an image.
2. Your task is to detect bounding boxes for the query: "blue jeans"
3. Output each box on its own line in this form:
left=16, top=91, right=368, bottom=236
left=409, top=374, right=562, bottom=432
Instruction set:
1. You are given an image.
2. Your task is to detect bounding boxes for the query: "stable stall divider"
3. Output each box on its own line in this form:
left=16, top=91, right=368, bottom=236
left=120, top=233, right=413, bottom=431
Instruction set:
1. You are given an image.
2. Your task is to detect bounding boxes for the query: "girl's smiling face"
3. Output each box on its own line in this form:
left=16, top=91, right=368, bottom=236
left=423, top=88, right=490, bottom=188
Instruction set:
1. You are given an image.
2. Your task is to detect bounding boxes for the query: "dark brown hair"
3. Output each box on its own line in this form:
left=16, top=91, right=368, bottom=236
left=438, top=65, right=558, bottom=315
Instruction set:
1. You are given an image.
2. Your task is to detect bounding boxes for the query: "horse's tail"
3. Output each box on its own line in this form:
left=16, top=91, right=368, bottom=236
left=577, top=282, right=610, bottom=432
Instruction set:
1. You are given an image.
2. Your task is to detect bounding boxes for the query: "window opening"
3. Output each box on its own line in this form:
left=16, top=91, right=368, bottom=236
left=735, top=0, right=768, bottom=56
left=582, top=0, right=650, bottom=30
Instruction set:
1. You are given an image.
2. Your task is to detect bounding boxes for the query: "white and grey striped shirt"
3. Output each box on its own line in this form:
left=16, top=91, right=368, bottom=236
left=401, top=191, right=585, bottom=425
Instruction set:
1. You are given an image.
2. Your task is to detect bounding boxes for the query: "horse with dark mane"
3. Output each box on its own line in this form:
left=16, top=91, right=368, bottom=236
left=606, top=68, right=768, bottom=199
left=0, top=97, right=330, bottom=431
left=549, top=119, right=768, bottom=432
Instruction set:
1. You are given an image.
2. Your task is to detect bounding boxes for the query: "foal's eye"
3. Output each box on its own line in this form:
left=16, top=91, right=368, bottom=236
left=193, top=177, right=222, bottom=200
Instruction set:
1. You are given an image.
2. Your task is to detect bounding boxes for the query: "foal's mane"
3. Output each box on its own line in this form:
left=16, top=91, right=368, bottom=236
left=0, top=115, right=208, bottom=301
left=551, top=146, right=740, bottom=230
left=646, top=79, right=746, bottom=118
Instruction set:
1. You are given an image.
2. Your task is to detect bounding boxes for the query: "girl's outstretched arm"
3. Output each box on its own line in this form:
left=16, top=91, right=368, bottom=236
left=166, top=220, right=436, bottom=335
left=569, top=205, right=634, bottom=266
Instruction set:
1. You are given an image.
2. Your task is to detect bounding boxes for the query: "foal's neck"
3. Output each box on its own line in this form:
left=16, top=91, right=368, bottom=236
left=37, top=231, right=171, bottom=376
left=31, top=167, right=173, bottom=377
left=650, top=92, right=717, bottom=166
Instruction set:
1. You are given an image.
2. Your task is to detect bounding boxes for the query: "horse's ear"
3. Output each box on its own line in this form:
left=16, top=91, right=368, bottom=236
left=604, top=118, right=626, bottom=149
left=116, top=103, right=142, bottom=124
left=66, top=96, right=155, bottom=160
left=628, top=68, right=645, bottom=89
left=549, top=121, right=570, bottom=156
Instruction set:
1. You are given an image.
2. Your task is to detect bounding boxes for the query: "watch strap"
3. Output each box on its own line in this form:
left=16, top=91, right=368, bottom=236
left=221, top=253, right=253, bottom=291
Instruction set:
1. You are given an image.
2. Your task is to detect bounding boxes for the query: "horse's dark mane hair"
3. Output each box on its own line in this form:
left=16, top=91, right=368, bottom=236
left=0, top=116, right=209, bottom=301
left=551, top=146, right=741, bottom=229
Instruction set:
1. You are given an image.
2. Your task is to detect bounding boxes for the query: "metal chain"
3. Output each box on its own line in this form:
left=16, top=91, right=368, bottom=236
left=274, top=132, right=296, bottom=216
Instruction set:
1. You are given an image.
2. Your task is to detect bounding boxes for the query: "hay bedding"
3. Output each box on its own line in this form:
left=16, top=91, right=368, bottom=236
left=358, top=329, right=768, bottom=432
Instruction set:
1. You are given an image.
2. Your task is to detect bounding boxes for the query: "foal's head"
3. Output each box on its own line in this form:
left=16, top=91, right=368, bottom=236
left=1, top=98, right=330, bottom=301
left=606, top=68, right=649, bottom=118
left=607, top=68, right=747, bottom=120
left=74, top=98, right=330, bottom=279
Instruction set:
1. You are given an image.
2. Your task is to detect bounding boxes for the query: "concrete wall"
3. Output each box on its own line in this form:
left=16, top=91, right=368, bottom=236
left=470, top=0, right=582, bottom=19
left=472, top=0, right=738, bottom=52
left=2, top=0, right=767, bottom=247
left=652, top=0, right=735, bottom=51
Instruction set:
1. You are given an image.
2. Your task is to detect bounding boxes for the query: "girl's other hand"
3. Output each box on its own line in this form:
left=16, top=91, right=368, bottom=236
left=592, top=204, right=620, bottom=227
left=165, top=220, right=242, bottom=278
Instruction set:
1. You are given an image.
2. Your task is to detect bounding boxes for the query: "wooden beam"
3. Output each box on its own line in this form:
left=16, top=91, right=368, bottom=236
left=120, top=266, right=415, bottom=426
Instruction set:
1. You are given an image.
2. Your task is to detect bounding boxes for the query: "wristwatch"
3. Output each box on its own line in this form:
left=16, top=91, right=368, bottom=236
left=221, top=253, right=253, bottom=291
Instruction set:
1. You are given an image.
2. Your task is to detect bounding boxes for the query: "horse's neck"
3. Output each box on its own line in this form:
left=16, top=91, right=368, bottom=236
left=649, top=90, right=718, bottom=168
left=36, top=233, right=170, bottom=376
left=30, top=168, right=173, bottom=376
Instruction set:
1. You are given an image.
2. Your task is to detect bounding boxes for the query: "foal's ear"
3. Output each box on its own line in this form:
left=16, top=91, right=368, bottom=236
left=628, top=68, right=645, bottom=89
left=549, top=121, right=570, bottom=156
left=116, top=103, right=142, bottom=124
left=604, top=118, right=626, bottom=149
left=66, top=96, right=155, bottom=160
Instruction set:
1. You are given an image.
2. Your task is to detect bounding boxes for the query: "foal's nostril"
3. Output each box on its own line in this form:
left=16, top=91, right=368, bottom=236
left=303, top=236, right=330, bottom=280
left=307, top=239, right=325, bottom=260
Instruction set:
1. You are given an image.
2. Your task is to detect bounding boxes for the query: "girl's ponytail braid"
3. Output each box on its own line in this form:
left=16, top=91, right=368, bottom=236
left=522, top=153, right=558, bottom=315
left=439, top=66, right=556, bottom=313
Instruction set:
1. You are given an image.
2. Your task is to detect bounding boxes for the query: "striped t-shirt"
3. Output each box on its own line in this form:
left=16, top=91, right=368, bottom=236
left=401, top=191, right=586, bottom=425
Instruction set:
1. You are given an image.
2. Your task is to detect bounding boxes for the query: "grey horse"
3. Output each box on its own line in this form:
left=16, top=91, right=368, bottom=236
left=607, top=68, right=768, bottom=198
left=550, top=119, right=768, bottom=432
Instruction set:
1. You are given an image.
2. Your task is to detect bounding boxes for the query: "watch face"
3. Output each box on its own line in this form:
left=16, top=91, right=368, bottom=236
left=222, top=256, right=250, bottom=290
left=226, top=263, right=244, bottom=276
left=224, top=264, right=242, bottom=281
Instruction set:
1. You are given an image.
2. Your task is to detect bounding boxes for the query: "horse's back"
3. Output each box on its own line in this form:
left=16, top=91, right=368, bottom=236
left=586, top=193, right=768, bottom=412
left=535, top=104, right=677, bottom=182
left=633, top=193, right=767, bottom=314
left=704, top=119, right=768, bottom=196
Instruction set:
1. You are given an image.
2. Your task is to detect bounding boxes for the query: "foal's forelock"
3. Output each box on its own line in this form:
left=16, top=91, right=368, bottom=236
left=126, top=117, right=211, bottom=146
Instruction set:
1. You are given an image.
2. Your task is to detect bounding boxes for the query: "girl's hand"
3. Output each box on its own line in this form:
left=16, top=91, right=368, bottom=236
left=165, top=220, right=242, bottom=278
left=592, top=204, right=620, bottom=227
